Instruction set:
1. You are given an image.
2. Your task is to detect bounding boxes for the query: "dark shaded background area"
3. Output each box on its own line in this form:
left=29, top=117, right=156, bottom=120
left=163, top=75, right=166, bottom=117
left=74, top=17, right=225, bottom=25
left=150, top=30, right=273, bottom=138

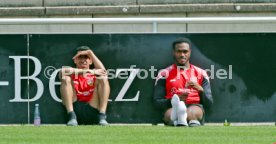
left=190, top=33, right=276, bottom=101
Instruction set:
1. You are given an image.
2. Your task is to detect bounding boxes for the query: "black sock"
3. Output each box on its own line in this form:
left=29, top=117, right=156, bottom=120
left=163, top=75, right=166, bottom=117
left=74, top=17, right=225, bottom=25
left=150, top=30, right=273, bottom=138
left=98, top=112, right=106, bottom=120
left=68, top=111, right=77, bottom=120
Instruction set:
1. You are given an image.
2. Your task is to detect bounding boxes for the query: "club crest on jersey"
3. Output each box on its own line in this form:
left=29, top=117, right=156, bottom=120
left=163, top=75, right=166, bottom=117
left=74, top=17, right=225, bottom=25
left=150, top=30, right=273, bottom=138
left=170, top=87, right=177, bottom=95
left=87, top=78, right=94, bottom=86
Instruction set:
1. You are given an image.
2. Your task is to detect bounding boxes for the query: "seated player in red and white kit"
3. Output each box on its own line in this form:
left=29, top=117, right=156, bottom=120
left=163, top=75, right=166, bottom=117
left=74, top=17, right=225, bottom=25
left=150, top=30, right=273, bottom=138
left=154, top=38, right=213, bottom=127
left=59, top=46, right=110, bottom=126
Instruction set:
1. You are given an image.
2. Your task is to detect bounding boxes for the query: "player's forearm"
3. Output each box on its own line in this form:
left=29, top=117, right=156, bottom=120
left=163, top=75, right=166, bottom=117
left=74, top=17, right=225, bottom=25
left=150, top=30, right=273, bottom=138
left=200, top=77, right=213, bottom=107
left=89, top=51, right=106, bottom=70
left=197, top=85, right=204, bottom=93
left=200, top=91, right=213, bottom=107
left=61, top=67, right=94, bottom=76
left=153, top=97, right=171, bottom=111
left=154, top=78, right=171, bottom=111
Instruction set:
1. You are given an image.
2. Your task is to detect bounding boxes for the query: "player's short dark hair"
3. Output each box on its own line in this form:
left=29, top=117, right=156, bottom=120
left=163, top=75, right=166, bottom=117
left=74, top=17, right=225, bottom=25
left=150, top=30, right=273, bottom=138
left=75, top=46, right=91, bottom=55
left=172, top=38, right=192, bottom=50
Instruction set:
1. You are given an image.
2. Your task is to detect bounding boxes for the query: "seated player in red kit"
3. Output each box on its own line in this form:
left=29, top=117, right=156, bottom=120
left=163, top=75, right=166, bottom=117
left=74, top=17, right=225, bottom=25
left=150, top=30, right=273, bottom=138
left=59, top=46, right=110, bottom=126
left=154, top=38, right=213, bottom=127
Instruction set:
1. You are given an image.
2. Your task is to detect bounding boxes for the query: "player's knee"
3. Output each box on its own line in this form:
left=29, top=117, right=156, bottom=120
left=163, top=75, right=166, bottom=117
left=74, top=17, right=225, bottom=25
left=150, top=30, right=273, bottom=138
left=61, top=76, right=72, bottom=85
left=97, top=76, right=109, bottom=85
left=163, top=109, right=171, bottom=123
left=188, top=106, right=203, bottom=119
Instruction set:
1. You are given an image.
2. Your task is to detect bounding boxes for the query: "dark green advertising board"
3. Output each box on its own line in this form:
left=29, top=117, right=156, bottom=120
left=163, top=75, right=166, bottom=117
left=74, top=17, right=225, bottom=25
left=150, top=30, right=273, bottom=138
left=0, top=34, right=275, bottom=124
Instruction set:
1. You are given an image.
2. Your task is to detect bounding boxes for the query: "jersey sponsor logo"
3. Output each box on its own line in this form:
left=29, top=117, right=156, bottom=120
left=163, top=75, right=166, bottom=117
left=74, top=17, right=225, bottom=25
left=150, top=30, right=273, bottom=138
left=170, top=79, right=176, bottom=82
left=190, top=77, right=197, bottom=83
left=77, top=91, right=91, bottom=96
left=82, top=91, right=90, bottom=96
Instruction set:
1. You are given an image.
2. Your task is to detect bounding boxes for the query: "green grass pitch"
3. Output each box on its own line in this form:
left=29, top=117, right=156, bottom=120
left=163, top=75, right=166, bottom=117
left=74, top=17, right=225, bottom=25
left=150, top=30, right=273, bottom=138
left=0, top=125, right=275, bottom=144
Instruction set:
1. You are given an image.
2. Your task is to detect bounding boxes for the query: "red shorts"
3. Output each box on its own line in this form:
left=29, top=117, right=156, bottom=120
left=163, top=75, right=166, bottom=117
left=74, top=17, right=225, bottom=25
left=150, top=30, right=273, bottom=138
left=71, top=73, right=96, bottom=102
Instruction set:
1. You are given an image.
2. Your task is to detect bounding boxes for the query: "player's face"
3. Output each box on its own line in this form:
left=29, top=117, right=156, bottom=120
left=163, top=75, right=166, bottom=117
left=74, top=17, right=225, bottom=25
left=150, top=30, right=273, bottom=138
left=173, top=42, right=191, bottom=66
left=75, top=55, right=92, bottom=69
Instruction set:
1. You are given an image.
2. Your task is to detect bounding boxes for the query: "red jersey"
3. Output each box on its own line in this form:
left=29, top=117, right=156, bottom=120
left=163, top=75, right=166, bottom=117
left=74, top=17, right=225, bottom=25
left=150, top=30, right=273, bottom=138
left=156, top=64, right=209, bottom=104
left=71, top=73, right=96, bottom=102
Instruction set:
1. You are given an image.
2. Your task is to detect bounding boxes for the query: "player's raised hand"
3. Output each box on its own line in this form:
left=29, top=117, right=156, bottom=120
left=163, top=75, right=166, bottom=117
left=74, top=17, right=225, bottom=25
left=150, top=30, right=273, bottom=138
left=72, top=50, right=93, bottom=60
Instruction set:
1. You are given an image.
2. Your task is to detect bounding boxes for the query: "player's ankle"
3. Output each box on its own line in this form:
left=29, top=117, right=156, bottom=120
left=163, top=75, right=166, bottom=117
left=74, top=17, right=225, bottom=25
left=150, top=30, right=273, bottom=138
left=98, top=112, right=107, bottom=120
left=68, top=111, right=77, bottom=120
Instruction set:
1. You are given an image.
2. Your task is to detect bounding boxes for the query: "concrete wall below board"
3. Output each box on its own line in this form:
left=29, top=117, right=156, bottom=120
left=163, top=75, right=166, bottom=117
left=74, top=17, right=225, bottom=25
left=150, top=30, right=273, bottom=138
left=1, top=13, right=276, bottom=34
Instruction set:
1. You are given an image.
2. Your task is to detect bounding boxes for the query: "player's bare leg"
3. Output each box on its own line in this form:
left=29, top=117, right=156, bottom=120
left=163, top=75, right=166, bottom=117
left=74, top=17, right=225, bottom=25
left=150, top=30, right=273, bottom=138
left=89, top=84, right=99, bottom=110
left=187, top=106, right=203, bottom=127
left=97, top=76, right=110, bottom=113
left=60, top=75, right=78, bottom=126
left=163, top=108, right=173, bottom=125
left=89, top=76, right=110, bottom=125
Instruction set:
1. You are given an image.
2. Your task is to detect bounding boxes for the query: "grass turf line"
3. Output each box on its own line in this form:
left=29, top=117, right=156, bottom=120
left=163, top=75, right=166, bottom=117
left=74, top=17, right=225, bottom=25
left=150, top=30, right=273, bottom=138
left=0, top=126, right=275, bottom=144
